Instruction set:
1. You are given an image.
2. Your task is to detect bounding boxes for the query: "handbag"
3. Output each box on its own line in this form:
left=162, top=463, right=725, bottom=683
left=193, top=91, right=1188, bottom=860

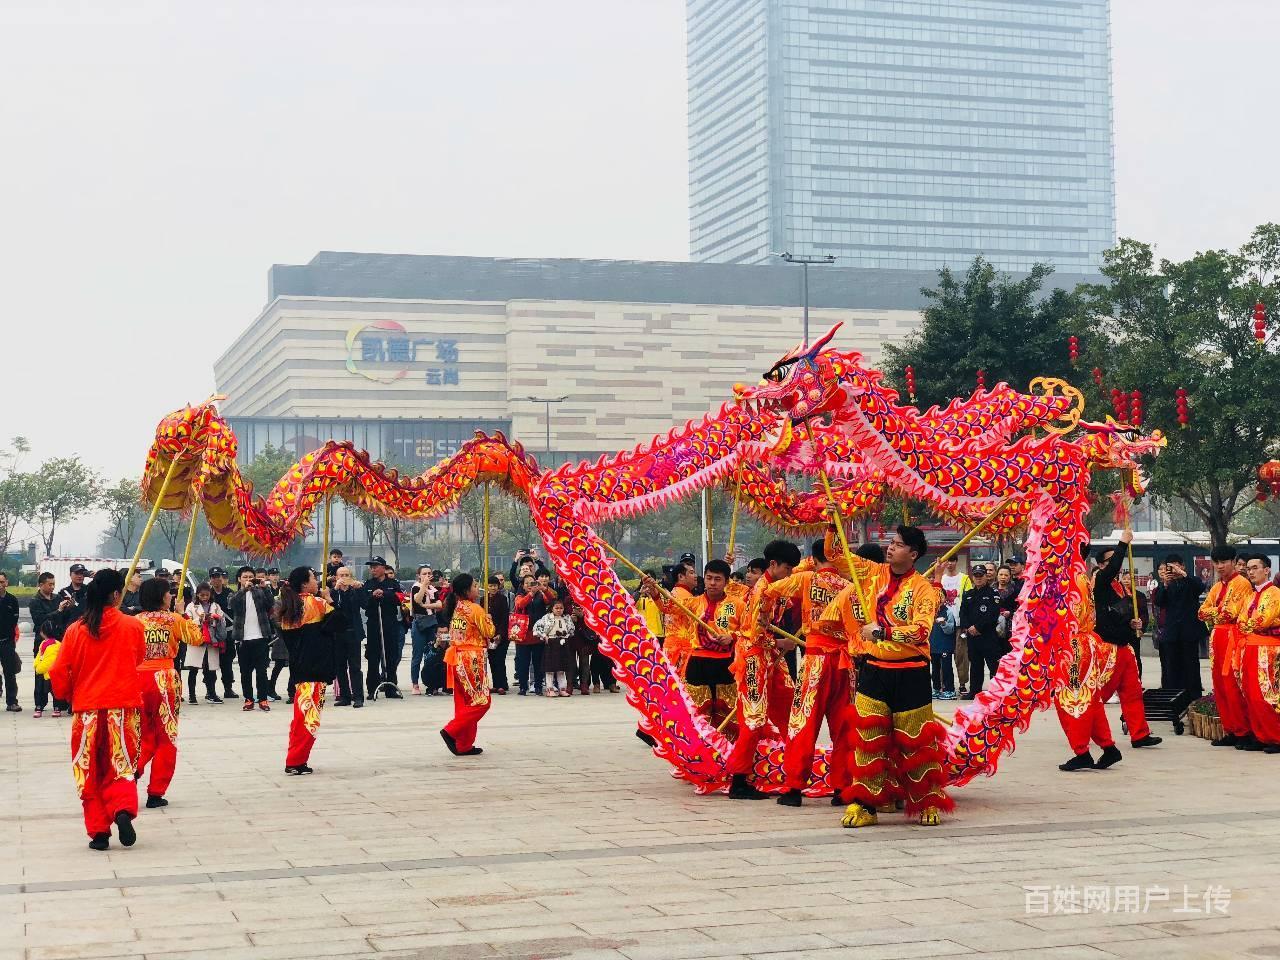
left=508, top=612, right=530, bottom=643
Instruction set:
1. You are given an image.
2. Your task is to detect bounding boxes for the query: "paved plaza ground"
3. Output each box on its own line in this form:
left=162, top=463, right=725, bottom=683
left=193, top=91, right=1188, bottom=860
left=3, top=657, right=1279, bottom=960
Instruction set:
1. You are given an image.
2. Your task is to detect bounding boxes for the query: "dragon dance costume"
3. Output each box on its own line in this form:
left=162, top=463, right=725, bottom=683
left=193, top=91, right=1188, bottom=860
left=674, top=591, right=745, bottom=730
left=762, top=567, right=852, bottom=796
left=442, top=598, right=495, bottom=755
left=821, top=551, right=951, bottom=823
left=1199, top=573, right=1255, bottom=741
left=1238, top=582, right=1280, bottom=750
left=278, top=595, right=341, bottom=771
left=50, top=607, right=146, bottom=839
left=135, top=611, right=196, bottom=802
left=661, top=584, right=697, bottom=679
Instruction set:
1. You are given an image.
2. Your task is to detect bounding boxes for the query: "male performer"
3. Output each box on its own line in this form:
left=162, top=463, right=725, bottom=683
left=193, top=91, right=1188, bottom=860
left=1056, top=531, right=1161, bottom=771
left=763, top=543, right=860, bottom=806
left=821, top=525, right=950, bottom=827
left=661, top=561, right=699, bottom=678
left=1198, top=545, right=1255, bottom=747
left=720, top=540, right=802, bottom=800
left=134, top=578, right=197, bottom=807
left=1237, top=554, right=1280, bottom=754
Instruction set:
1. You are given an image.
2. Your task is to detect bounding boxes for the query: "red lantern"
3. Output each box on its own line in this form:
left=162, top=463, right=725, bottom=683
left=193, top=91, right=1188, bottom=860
left=1129, top=389, right=1143, bottom=427
left=1175, top=387, right=1189, bottom=429
left=1255, top=301, right=1267, bottom=343
left=1068, top=335, right=1079, bottom=365
left=977, top=369, right=986, bottom=391
left=1260, top=460, right=1280, bottom=500
left=1091, top=366, right=1103, bottom=389
left=1110, top=388, right=1127, bottom=421
left=905, top=365, right=916, bottom=402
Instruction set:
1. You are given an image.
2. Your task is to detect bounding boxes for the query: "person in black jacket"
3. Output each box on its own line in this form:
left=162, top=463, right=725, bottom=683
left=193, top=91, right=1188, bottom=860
left=1151, top=553, right=1206, bottom=696
left=958, top=565, right=1002, bottom=698
left=206, top=567, right=238, bottom=699
left=329, top=567, right=366, bottom=707
left=363, top=557, right=405, bottom=699
left=120, top=571, right=144, bottom=616
left=56, top=563, right=91, bottom=629
left=29, top=572, right=68, bottom=716
left=228, top=566, right=277, bottom=710
left=274, top=567, right=342, bottom=775
left=486, top=575, right=511, bottom=695
left=0, top=573, right=20, bottom=712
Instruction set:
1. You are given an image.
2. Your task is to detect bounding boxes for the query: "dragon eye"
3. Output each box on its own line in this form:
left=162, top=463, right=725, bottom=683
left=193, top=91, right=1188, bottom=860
left=765, top=361, right=795, bottom=384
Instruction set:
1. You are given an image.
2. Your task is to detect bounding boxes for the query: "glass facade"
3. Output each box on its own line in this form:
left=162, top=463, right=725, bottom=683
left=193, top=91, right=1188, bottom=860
left=687, top=0, right=1116, bottom=272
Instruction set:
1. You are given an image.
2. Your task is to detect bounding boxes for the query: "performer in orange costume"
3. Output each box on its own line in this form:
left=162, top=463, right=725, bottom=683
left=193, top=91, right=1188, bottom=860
left=762, top=539, right=856, bottom=806
left=1056, top=530, right=1161, bottom=771
left=49, top=569, right=146, bottom=851
left=1237, top=554, right=1280, bottom=754
left=275, top=567, right=341, bottom=775
left=822, top=525, right=950, bottom=827
left=441, top=572, right=496, bottom=757
left=661, top=561, right=700, bottom=679
left=134, top=578, right=198, bottom=808
left=1198, top=545, right=1255, bottom=747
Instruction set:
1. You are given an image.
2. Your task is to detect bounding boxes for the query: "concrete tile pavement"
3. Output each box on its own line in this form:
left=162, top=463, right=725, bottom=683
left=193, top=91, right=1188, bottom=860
left=3, top=658, right=1280, bottom=959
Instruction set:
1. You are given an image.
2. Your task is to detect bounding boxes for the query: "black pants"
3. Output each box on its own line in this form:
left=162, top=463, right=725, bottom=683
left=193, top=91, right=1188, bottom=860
left=931, top=651, right=955, bottom=693
left=335, top=631, right=365, bottom=703
left=219, top=640, right=238, bottom=694
left=238, top=639, right=270, bottom=702
left=270, top=661, right=295, bottom=700
left=1159, top=634, right=1203, bottom=696
left=33, top=673, right=69, bottom=711
left=590, top=650, right=614, bottom=689
left=489, top=639, right=510, bottom=692
left=515, top=643, right=544, bottom=693
left=857, top=657, right=933, bottom=712
left=366, top=626, right=403, bottom=696
left=0, top=641, right=18, bottom=706
left=967, top=641, right=1003, bottom=693
left=187, top=667, right=217, bottom=700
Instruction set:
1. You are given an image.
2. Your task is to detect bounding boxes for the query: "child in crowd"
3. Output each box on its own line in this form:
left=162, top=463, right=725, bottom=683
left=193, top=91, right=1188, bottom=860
left=184, top=583, right=226, bottom=704
left=32, top=619, right=68, bottom=717
left=534, top=599, right=574, bottom=697
left=567, top=605, right=595, bottom=694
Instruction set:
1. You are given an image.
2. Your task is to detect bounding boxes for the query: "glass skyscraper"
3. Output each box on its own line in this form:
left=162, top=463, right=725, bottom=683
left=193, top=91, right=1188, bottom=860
left=687, top=0, right=1116, bottom=273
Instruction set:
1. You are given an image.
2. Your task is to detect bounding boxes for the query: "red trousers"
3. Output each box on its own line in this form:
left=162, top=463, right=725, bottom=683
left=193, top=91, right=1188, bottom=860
left=138, top=669, right=181, bottom=798
left=725, top=651, right=793, bottom=776
left=443, top=684, right=491, bottom=753
left=782, top=649, right=853, bottom=793
left=71, top=708, right=140, bottom=838
left=1241, top=644, right=1280, bottom=745
left=286, top=682, right=325, bottom=767
left=1211, top=626, right=1250, bottom=737
left=1057, top=644, right=1150, bottom=755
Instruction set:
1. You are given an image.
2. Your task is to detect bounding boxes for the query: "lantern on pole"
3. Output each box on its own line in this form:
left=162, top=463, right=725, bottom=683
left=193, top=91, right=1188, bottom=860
left=1259, top=460, right=1280, bottom=501
left=1068, top=335, right=1079, bottom=366
left=1254, top=301, right=1267, bottom=344
left=1175, top=387, right=1189, bottom=429
left=976, top=368, right=986, bottom=391
left=905, top=365, right=916, bottom=403
left=1129, top=389, right=1143, bottom=427
left=1091, top=366, right=1103, bottom=389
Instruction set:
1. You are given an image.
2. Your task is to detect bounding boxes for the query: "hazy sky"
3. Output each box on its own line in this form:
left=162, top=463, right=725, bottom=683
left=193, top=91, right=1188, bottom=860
left=3, top=0, right=1277, bottom=552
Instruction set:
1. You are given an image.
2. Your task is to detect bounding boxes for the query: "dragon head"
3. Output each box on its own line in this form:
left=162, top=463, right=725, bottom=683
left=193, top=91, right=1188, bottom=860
left=1080, top=418, right=1166, bottom=495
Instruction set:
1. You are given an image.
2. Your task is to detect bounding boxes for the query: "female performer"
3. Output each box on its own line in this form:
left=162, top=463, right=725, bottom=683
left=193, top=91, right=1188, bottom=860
left=135, top=577, right=198, bottom=808
left=49, top=569, right=146, bottom=850
left=440, top=573, right=494, bottom=756
left=274, top=567, right=340, bottom=775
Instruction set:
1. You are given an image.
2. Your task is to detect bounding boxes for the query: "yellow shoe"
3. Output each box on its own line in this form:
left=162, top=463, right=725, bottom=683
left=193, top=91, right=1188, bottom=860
left=841, top=804, right=878, bottom=828
left=918, top=806, right=941, bottom=826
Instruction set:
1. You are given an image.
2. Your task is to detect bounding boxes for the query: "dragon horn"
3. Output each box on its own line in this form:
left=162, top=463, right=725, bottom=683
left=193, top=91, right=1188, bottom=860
left=806, top=322, right=843, bottom=353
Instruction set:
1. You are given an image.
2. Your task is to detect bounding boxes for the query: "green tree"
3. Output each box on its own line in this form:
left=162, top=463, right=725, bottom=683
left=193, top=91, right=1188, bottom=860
left=0, top=473, right=36, bottom=559
left=884, top=257, right=1079, bottom=408
left=29, top=456, right=102, bottom=555
left=1077, top=226, right=1280, bottom=548
left=101, top=476, right=144, bottom=555
left=243, top=442, right=296, bottom=496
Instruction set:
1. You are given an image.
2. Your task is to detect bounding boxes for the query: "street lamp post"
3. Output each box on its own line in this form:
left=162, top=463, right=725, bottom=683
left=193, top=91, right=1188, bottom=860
left=521, top=395, right=568, bottom=460
left=778, top=252, right=836, bottom=345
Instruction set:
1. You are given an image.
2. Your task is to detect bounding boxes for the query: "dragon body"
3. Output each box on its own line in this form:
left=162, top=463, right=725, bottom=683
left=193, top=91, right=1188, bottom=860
left=142, top=324, right=1162, bottom=794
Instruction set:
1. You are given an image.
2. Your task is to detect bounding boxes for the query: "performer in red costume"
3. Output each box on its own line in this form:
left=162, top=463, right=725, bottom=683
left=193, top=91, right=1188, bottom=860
left=1057, top=530, right=1162, bottom=771
left=440, top=572, right=495, bottom=757
left=50, top=569, right=146, bottom=851
left=134, top=577, right=198, bottom=808
left=1198, top=545, right=1256, bottom=747
left=275, top=567, right=341, bottom=775
left=1237, top=554, right=1280, bottom=754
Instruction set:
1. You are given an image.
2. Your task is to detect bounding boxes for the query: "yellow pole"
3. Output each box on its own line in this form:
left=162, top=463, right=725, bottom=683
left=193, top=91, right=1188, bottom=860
left=703, top=488, right=714, bottom=566
left=726, top=463, right=744, bottom=563
left=598, top=538, right=731, bottom=639
left=121, top=453, right=184, bottom=603
left=483, top=484, right=491, bottom=614
left=321, top=495, right=332, bottom=578
left=818, top=469, right=874, bottom=619
left=922, top=495, right=1014, bottom=581
left=1125, top=470, right=1140, bottom=624
left=175, top=502, right=200, bottom=602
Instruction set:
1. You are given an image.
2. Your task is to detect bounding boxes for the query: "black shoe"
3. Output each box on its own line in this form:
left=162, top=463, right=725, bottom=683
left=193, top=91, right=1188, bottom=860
left=333, top=699, right=351, bottom=707
left=462, top=747, right=483, bottom=756
left=1239, top=737, right=1264, bottom=752
left=353, top=700, right=364, bottom=708
left=1263, top=744, right=1280, bottom=754
left=187, top=695, right=198, bottom=705
left=1096, top=745, right=1123, bottom=769
left=1059, top=752, right=1095, bottom=772
left=635, top=728, right=657, bottom=748
left=831, top=794, right=846, bottom=806
left=88, top=833, right=110, bottom=851
left=205, top=693, right=223, bottom=704
left=286, top=696, right=294, bottom=705
left=298, top=763, right=313, bottom=774
left=518, top=689, right=527, bottom=696
left=267, top=691, right=282, bottom=702
left=6, top=703, right=23, bottom=712
left=440, top=728, right=460, bottom=756
left=961, top=692, right=978, bottom=701
left=1131, top=735, right=1163, bottom=748
left=224, top=688, right=238, bottom=700
left=1211, top=733, right=1239, bottom=747
left=284, top=764, right=313, bottom=775
left=726, top=773, right=767, bottom=800
left=384, top=689, right=403, bottom=699
left=114, top=811, right=137, bottom=847
left=776, top=789, right=803, bottom=807
left=145, top=795, right=168, bottom=809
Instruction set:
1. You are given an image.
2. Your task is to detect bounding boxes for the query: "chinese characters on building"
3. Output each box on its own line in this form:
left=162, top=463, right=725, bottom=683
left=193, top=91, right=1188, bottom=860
left=359, top=334, right=460, bottom=386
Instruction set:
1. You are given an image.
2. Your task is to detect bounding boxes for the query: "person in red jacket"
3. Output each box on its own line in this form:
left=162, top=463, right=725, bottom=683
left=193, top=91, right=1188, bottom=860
left=49, top=569, right=146, bottom=851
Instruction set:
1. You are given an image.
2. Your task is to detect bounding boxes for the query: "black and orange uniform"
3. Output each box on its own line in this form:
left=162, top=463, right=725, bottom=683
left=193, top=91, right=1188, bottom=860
left=1238, top=583, right=1280, bottom=749
left=821, top=554, right=950, bottom=817
left=277, top=596, right=341, bottom=769
left=135, top=611, right=197, bottom=801
left=762, top=567, right=851, bottom=794
left=1199, top=573, right=1254, bottom=740
left=442, top=599, right=495, bottom=753
left=49, top=608, right=146, bottom=838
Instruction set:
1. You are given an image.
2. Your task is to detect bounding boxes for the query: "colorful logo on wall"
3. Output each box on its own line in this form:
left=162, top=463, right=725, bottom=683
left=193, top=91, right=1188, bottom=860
left=345, top=320, right=411, bottom=384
